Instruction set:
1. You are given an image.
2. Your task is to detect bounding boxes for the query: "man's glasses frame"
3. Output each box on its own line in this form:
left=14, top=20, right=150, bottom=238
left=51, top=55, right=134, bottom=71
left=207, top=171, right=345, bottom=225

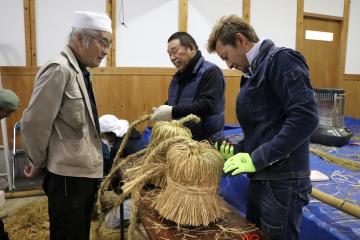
left=85, top=32, right=112, bottom=49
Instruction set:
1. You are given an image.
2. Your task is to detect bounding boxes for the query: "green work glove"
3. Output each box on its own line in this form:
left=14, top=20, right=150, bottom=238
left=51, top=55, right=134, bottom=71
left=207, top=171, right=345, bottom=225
left=223, top=153, right=256, bottom=175
left=214, top=141, right=234, bottom=160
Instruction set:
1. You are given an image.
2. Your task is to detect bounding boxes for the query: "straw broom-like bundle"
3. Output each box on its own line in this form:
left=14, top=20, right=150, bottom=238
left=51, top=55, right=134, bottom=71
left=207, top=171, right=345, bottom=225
left=152, top=138, right=229, bottom=227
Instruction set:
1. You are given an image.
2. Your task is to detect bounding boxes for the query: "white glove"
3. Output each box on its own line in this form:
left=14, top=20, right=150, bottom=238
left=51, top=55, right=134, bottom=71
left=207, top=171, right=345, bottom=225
left=151, top=105, right=173, bottom=121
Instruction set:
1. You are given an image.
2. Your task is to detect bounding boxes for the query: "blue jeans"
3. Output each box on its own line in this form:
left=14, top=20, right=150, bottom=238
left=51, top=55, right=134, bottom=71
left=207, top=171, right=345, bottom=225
left=246, top=178, right=311, bottom=240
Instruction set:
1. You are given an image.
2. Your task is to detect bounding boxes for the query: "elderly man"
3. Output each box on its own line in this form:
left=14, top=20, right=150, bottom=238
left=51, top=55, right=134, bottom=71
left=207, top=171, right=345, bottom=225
left=151, top=32, right=225, bottom=142
left=0, top=88, right=19, bottom=240
left=21, top=11, right=112, bottom=239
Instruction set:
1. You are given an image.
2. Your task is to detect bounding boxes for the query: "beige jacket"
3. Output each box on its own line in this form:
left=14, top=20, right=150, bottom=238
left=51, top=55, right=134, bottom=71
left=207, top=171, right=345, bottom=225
left=21, top=46, right=103, bottom=178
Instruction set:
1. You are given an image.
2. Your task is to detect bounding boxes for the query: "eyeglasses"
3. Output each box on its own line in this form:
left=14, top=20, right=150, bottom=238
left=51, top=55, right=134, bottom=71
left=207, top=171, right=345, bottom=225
left=85, top=32, right=112, bottom=49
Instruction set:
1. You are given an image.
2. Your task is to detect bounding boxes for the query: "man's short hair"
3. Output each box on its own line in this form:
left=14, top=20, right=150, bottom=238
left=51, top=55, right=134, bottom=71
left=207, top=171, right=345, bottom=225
left=207, top=15, right=259, bottom=53
left=168, top=32, right=199, bottom=51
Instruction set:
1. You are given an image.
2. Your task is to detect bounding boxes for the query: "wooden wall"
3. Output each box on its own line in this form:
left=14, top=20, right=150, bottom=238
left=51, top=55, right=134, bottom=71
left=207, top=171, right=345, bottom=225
left=343, top=75, right=360, bottom=119
left=0, top=67, right=241, bottom=147
left=2, top=67, right=359, bottom=148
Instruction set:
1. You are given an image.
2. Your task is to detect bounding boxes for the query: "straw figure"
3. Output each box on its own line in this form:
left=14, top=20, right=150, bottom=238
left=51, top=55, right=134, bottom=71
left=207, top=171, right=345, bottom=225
left=95, top=114, right=200, bottom=239
left=114, top=136, right=229, bottom=239
left=97, top=114, right=200, bottom=210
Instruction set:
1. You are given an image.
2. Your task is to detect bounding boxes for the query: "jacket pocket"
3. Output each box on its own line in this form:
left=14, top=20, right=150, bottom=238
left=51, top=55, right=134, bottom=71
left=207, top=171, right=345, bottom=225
left=284, top=68, right=309, bottom=104
left=58, top=88, right=86, bottom=139
left=55, top=136, right=91, bottom=168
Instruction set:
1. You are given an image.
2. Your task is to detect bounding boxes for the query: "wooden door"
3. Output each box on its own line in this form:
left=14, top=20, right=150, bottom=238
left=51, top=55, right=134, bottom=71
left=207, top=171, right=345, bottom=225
left=301, top=15, right=342, bottom=88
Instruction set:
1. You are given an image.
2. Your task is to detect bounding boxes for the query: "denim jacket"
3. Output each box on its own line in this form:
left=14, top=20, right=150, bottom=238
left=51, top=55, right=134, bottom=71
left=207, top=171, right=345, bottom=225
left=235, top=40, right=319, bottom=180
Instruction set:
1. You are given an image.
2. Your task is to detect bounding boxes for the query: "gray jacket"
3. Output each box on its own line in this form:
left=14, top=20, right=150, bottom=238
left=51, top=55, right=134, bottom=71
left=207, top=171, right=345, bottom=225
left=21, top=46, right=103, bottom=178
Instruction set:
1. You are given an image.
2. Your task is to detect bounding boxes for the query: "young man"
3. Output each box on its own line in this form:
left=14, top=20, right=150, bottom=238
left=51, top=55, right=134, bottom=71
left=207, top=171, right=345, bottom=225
left=21, top=11, right=112, bottom=239
left=151, top=32, right=225, bottom=142
left=208, top=15, right=319, bottom=240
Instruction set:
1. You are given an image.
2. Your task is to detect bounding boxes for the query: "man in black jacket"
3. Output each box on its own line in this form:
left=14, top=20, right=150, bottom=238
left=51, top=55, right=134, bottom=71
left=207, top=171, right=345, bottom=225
left=151, top=32, right=225, bottom=142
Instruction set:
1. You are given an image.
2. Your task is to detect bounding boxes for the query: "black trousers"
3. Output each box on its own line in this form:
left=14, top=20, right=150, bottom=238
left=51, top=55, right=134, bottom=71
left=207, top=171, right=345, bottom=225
left=42, top=171, right=99, bottom=240
left=0, top=219, right=9, bottom=240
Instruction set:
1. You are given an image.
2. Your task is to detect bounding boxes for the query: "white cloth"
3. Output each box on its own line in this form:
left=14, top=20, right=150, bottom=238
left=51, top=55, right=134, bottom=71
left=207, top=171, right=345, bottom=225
left=151, top=105, right=173, bottom=121
left=72, top=11, right=112, bottom=33
left=0, top=190, right=5, bottom=207
left=99, top=114, right=129, bottom=137
left=104, top=199, right=131, bottom=229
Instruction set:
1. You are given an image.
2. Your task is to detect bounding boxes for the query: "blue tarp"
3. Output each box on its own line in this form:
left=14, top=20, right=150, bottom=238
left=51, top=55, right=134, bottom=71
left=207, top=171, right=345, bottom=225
left=219, top=117, right=360, bottom=240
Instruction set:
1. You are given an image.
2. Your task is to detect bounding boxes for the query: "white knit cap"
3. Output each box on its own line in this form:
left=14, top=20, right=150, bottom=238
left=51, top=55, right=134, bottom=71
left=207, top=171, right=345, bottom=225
left=72, top=11, right=112, bottom=33
left=99, top=114, right=129, bottom=137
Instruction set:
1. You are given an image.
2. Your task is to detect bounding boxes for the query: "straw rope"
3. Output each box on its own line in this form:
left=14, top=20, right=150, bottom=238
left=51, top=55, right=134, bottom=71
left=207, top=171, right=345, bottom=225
left=310, top=147, right=360, bottom=171
left=165, top=178, right=217, bottom=195
left=112, top=114, right=152, bottom=169
left=311, top=188, right=360, bottom=219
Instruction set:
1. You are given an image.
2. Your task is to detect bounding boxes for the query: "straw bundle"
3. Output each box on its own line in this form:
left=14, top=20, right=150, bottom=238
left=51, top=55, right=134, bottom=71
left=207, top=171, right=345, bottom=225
left=119, top=136, right=188, bottom=240
left=144, top=114, right=200, bottom=187
left=111, top=137, right=191, bottom=240
left=152, top=138, right=229, bottom=227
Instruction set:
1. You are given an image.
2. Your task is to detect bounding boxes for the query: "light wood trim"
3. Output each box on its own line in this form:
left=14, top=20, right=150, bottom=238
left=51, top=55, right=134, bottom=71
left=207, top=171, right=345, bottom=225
left=106, top=0, right=116, bottom=66
left=344, top=74, right=360, bottom=81
left=0, top=67, right=38, bottom=75
left=295, top=0, right=304, bottom=51
left=303, top=12, right=343, bottom=22
left=178, top=0, right=188, bottom=32
left=242, top=0, right=250, bottom=23
left=23, top=0, right=31, bottom=66
left=90, top=67, right=176, bottom=76
left=91, top=67, right=242, bottom=77
left=29, top=0, right=37, bottom=66
left=1, top=66, right=241, bottom=78
left=339, top=0, right=351, bottom=87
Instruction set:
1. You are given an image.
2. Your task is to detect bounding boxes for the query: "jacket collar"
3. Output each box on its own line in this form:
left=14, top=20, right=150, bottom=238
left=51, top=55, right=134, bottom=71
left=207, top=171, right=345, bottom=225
left=61, top=45, right=98, bottom=129
left=62, top=45, right=82, bottom=74
left=250, top=39, right=275, bottom=72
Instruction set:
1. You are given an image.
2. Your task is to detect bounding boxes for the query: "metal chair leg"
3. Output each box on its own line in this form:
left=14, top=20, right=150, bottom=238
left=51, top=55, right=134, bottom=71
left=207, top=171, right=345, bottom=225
left=120, top=202, right=124, bottom=240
